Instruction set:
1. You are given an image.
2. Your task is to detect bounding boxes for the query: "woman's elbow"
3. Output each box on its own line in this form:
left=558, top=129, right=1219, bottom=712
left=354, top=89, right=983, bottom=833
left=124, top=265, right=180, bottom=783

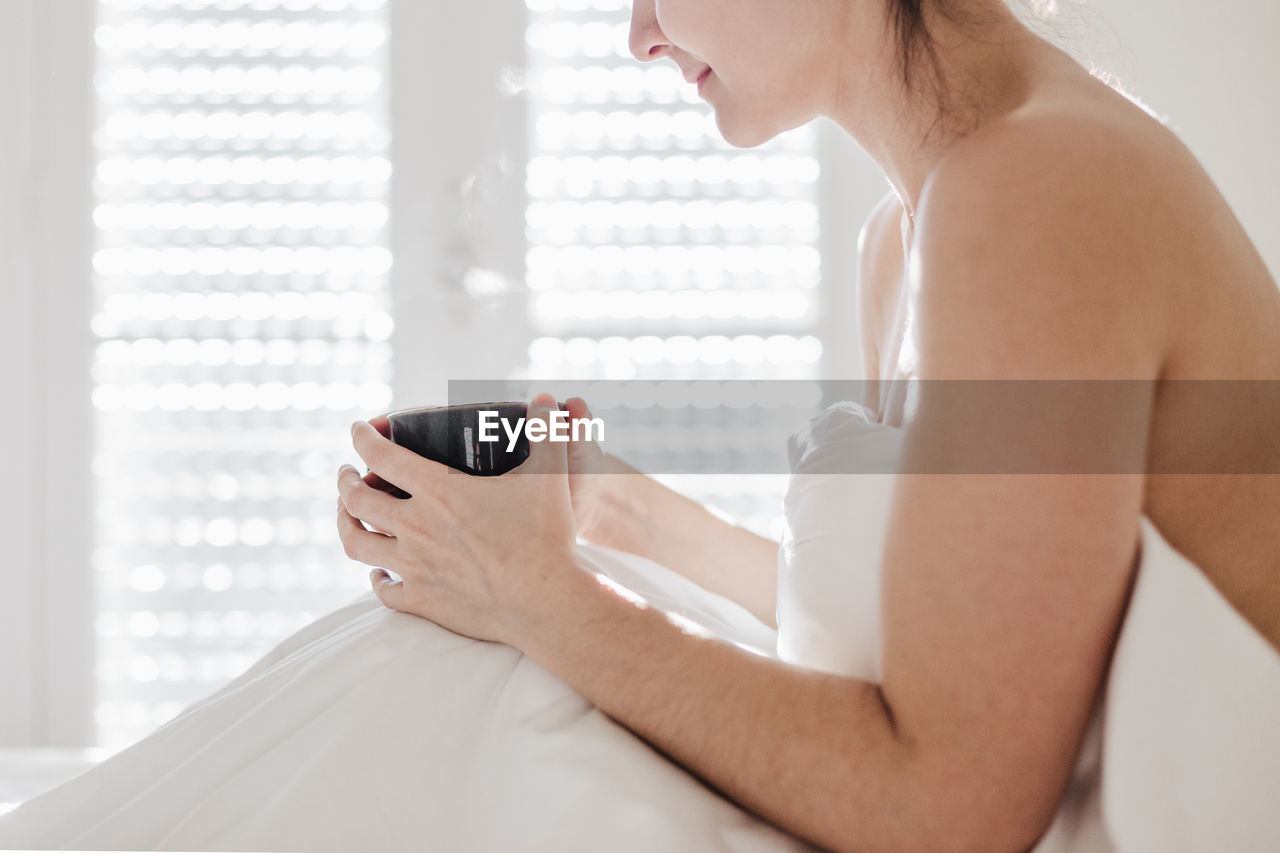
left=903, top=770, right=1060, bottom=853
left=827, top=756, right=1058, bottom=853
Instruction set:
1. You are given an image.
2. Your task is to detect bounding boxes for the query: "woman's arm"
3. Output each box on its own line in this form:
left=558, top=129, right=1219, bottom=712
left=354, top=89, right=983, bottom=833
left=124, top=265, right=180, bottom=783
left=338, top=123, right=1171, bottom=853
left=513, top=566, right=919, bottom=850
left=579, top=454, right=781, bottom=626
left=562, top=396, right=780, bottom=626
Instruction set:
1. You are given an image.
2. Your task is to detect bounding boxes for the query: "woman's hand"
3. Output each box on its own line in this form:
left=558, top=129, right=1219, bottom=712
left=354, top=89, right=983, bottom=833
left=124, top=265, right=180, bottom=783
left=558, top=397, right=780, bottom=624
left=335, top=393, right=581, bottom=646
left=559, top=396, right=623, bottom=544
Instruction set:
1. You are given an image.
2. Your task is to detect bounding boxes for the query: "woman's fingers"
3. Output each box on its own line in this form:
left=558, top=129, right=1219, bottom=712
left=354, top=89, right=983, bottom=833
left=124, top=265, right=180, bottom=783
left=563, top=397, right=597, bottom=447
left=362, top=469, right=399, bottom=496
left=521, top=393, right=570, bottom=476
left=337, top=464, right=406, bottom=533
left=336, top=502, right=398, bottom=568
left=563, top=396, right=592, bottom=421
left=351, top=419, right=445, bottom=495
left=337, top=503, right=415, bottom=615
left=370, top=568, right=408, bottom=612
left=368, top=413, right=391, bottom=438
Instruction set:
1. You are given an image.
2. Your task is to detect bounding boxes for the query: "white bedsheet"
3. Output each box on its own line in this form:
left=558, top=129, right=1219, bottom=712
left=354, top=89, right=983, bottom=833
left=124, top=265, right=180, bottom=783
left=0, top=546, right=809, bottom=852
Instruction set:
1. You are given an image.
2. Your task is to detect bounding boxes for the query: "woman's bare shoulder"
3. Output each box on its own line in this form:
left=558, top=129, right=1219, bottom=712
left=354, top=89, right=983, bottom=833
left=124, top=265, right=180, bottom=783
left=915, top=80, right=1279, bottom=383
left=923, top=86, right=1194, bottom=236
left=911, top=91, right=1192, bottom=379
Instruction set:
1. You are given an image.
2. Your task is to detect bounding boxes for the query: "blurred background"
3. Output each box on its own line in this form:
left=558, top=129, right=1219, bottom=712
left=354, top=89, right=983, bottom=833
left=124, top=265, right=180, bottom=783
left=0, top=0, right=1276, bottom=770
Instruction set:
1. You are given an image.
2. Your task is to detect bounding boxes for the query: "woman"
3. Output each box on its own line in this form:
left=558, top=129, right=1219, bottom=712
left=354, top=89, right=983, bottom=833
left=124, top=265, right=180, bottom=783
left=5, top=0, right=1279, bottom=850
left=339, top=0, right=1280, bottom=847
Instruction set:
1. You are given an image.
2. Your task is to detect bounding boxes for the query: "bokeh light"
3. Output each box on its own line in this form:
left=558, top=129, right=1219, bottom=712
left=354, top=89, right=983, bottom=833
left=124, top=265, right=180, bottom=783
left=93, top=0, right=390, bottom=750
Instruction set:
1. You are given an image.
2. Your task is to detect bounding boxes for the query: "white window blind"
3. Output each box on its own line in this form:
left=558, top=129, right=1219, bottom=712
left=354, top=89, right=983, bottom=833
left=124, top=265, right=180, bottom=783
left=523, top=0, right=823, bottom=382
left=91, top=0, right=391, bottom=750
left=523, top=0, right=823, bottom=535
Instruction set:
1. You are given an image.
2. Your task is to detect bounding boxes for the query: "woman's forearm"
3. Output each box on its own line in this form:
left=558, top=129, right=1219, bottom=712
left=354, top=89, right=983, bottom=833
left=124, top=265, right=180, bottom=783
left=515, top=565, right=928, bottom=853
left=587, top=456, right=780, bottom=626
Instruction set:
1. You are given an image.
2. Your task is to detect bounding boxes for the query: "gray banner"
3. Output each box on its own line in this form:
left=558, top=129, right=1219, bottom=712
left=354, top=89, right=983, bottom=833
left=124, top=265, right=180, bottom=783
left=437, top=379, right=1280, bottom=475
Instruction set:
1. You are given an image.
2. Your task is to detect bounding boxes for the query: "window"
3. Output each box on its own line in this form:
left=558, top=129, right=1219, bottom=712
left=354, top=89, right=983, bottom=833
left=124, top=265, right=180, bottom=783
left=90, top=0, right=392, bottom=750
left=523, top=0, right=833, bottom=536
left=523, top=4, right=823, bottom=382
left=2, top=0, right=875, bottom=752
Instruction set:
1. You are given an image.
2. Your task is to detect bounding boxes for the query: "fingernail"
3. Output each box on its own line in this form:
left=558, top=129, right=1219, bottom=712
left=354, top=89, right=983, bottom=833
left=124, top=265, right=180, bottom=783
left=351, top=420, right=362, bottom=435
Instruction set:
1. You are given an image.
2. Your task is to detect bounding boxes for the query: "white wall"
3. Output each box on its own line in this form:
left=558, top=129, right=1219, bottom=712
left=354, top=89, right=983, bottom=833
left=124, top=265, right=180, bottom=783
left=1065, top=0, right=1280, bottom=278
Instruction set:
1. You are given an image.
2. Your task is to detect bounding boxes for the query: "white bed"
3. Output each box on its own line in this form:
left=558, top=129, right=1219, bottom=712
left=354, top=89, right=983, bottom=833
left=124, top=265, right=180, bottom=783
left=0, top=749, right=103, bottom=817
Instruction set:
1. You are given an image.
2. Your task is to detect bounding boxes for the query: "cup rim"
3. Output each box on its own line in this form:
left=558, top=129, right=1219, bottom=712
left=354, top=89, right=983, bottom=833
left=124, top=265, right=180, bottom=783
left=385, top=400, right=530, bottom=419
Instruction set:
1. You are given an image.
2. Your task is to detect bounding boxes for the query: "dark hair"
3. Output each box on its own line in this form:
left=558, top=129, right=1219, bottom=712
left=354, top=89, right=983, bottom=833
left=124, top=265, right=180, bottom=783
left=886, top=0, right=946, bottom=93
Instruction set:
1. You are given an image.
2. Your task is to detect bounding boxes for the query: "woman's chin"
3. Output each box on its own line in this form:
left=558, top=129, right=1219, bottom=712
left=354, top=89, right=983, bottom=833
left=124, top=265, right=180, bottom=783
left=713, top=110, right=777, bottom=150
left=714, top=111, right=802, bottom=150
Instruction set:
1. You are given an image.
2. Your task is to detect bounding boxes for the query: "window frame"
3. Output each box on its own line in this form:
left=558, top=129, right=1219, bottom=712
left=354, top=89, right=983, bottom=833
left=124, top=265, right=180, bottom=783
left=0, top=0, right=96, bottom=748
left=387, top=0, right=532, bottom=410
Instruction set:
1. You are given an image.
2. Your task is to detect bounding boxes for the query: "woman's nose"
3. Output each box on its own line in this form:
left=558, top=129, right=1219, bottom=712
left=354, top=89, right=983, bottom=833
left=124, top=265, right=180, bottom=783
left=628, top=0, right=669, bottom=62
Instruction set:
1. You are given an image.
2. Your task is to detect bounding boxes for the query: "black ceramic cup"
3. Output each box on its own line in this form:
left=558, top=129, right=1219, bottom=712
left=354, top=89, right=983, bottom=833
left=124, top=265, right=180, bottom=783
left=384, top=401, right=553, bottom=491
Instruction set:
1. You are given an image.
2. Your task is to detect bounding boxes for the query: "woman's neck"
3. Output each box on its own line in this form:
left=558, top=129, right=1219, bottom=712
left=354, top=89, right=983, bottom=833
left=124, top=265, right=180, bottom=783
left=821, top=4, right=1056, bottom=218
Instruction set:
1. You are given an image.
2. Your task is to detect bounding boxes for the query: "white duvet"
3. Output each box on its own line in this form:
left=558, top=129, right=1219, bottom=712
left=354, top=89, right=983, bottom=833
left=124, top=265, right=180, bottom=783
left=0, top=545, right=808, bottom=852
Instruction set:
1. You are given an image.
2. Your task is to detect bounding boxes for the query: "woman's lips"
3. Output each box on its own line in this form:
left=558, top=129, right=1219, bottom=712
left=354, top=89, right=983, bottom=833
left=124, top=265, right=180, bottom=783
left=696, top=68, right=712, bottom=89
